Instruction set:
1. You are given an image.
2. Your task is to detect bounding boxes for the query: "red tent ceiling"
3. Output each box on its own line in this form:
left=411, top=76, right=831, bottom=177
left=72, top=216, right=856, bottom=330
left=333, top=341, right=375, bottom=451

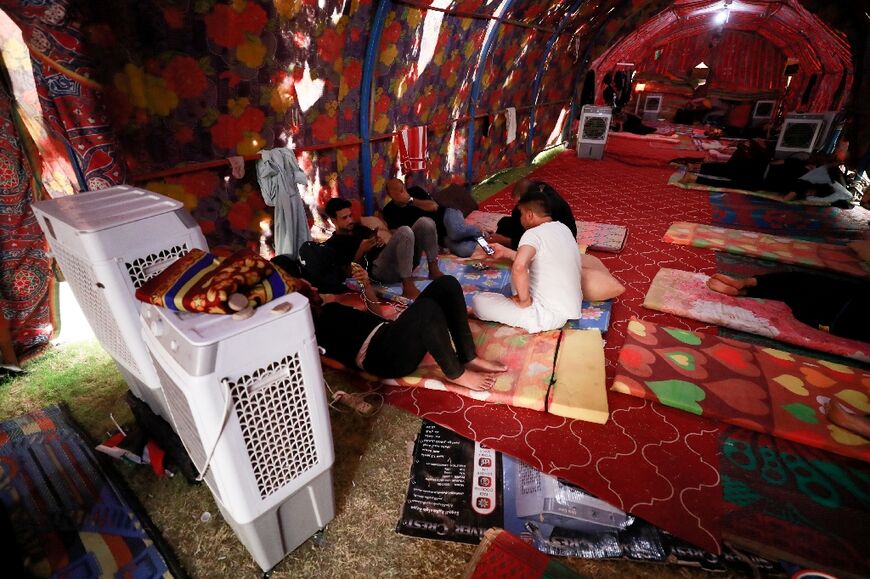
left=592, top=0, right=852, bottom=111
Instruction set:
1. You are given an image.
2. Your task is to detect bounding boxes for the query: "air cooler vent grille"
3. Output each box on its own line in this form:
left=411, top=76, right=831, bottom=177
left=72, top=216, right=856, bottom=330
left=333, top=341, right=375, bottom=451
left=227, top=352, right=318, bottom=499
left=582, top=116, right=608, bottom=141
left=781, top=122, right=818, bottom=149
left=125, top=244, right=189, bottom=288
left=53, top=245, right=139, bottom=373
left=153, top=357, right=218, bottom=490
left=518, top=463, right=542, bottom=496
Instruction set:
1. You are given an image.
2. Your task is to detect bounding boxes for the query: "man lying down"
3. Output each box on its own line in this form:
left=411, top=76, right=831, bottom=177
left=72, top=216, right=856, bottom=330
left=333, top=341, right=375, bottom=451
left=296, top=267, right=507, bottom=393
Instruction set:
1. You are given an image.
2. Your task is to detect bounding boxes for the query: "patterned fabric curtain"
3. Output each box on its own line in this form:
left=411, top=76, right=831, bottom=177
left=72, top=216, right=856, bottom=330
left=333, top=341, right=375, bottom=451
left=0, top=78, right=57, bottom=361
left=0, top=10, right=76, bottom=198
left=1, top=0, right=126, bottom=190
left=0, top=2, right=125, bottom=361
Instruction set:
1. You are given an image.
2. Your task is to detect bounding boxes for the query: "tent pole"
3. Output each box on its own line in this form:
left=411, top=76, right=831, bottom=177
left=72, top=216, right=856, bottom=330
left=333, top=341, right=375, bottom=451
left=464, top=0, right=516, bottom=185
left=359, top=0, right=391, bottom=216
left=527, top=0, right=586, bottom=161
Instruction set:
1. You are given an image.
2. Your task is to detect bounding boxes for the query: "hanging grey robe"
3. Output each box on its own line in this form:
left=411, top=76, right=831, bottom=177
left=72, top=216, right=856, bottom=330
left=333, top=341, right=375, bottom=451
left=256, top=148, right=311, bottom=260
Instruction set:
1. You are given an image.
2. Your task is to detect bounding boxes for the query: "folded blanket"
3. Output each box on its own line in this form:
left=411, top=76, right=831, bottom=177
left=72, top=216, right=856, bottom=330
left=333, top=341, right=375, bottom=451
left=663, top=222, right=870, bottom=278
left=136, top=248, right=298, bottom=314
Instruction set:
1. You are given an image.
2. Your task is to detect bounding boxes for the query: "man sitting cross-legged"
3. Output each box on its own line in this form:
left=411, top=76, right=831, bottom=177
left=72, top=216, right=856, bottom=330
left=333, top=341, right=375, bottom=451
left=383, top=178, right=485, bottom=258
left=324, top=197, right=442, bottom=299
left=472, top=190, right=582, bottom=333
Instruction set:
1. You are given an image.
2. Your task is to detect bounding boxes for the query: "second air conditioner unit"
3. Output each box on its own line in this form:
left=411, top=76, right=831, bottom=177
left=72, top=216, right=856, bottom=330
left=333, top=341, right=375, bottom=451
left=576, top=105, right=612, bottom=160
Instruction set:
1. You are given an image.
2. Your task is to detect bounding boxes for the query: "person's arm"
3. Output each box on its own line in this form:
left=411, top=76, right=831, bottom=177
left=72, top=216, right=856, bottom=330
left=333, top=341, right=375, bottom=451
left=487, top=232, right=512, bottom=246
left=407, top=187, right=440, bottom=212
left=489, top=243, right=516, bottom=262
left=353, top=233, right=379, bottom=263
left=351, top=263, right=379, bottom=303
left=409, top=197, right=439, bottom=212
left=511, top=245, right=536, bottom=308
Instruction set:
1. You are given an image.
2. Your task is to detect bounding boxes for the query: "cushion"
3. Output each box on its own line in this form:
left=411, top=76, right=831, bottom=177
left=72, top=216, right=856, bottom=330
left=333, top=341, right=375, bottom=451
left=580, top=254, right=625, bottom=301
left=136, top=248, right=298, bottom=314
left=431, top=183, right=478, bottom=217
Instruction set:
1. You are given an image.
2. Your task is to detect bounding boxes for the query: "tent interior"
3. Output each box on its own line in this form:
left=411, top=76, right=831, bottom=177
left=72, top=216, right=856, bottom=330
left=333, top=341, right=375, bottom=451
left=1, top=0, right=868, bottom=577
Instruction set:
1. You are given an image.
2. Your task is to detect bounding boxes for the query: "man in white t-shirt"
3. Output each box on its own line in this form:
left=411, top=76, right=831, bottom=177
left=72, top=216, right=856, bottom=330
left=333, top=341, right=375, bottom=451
left=472, top=190, right=582, bottom=333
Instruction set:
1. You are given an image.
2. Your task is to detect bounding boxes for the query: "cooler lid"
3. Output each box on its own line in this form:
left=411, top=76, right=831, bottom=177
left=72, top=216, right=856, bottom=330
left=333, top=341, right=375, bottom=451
left=146, top=293, right=310, bottom=347
left=31, top=186, right=183, bottom=232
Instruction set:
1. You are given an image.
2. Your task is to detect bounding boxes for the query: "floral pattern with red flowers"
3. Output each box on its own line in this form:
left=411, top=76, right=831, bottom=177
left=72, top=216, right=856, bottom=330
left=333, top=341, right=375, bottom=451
left=3, top=0, right=668, bottom=251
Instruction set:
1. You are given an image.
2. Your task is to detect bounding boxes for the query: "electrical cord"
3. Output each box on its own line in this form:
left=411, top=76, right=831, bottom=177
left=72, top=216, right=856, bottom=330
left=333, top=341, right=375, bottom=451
left=195, top=377, right=235, bottom=483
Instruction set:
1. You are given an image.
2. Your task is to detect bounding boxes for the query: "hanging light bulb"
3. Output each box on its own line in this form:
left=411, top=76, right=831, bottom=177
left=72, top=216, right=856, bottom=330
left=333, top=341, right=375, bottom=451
left=714, top=0, right=732, bottom=25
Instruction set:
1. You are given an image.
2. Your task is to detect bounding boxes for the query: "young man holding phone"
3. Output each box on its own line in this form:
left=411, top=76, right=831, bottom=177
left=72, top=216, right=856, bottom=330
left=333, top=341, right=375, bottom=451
left=324, top=197, right=442, bottom=299
left=472, top=190, right=582, bottom=333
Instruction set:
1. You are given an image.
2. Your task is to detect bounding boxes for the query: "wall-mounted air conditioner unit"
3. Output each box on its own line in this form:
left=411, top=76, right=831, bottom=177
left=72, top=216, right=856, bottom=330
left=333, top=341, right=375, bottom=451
left=774, top=113, right=825, bottom=159
left=642, top=93, right=663, bottom=121
left=31, top=186, right=208, bottom=418
left=141, top=292, right=334, bottom=572
left=576, top=105, right=612, bottom=160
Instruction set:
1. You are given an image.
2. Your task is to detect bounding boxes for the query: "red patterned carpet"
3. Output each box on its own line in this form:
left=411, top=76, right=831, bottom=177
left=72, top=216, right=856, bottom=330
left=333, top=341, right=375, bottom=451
left=384, top=138, right=868, bottom=569
left=385, top=139, right=728, bottom=552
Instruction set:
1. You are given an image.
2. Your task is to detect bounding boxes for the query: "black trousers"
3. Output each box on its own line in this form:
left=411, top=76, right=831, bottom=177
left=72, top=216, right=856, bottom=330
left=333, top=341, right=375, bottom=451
left=363, top=275, right=476, bottom=379
left=745, top=272, right=869, bottom=342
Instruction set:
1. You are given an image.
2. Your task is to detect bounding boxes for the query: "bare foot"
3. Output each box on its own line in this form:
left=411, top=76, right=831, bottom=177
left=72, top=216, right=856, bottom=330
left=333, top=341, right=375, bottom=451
left=706, top=277, right=741, bottom=296
left=827, top=401, right=870, bottom=440
left=449, top=369, right=497, bottom=392
left=401, top=280, right=421, bottom=300
left=707, top=273, right=753, bottom=296
left=428, top=260, right=444, bottom=279
left=465, top=357, right=508, bottom=373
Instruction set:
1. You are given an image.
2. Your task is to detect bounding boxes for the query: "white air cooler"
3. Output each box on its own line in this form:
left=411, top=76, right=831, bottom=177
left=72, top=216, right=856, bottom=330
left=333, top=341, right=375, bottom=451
left=140, top=293, right=335, bottom=572
left=30, top=186, right=207, bottom=418
left=576, top=105, right=612, bottom=160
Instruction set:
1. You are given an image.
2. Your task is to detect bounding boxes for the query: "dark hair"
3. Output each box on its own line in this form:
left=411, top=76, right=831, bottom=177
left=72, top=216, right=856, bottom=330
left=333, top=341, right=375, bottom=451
left=513, top=179, right=554, bottom=199
left=324, top=197, right=352, bottom=218
left=516, top=190, right=552, bottom=217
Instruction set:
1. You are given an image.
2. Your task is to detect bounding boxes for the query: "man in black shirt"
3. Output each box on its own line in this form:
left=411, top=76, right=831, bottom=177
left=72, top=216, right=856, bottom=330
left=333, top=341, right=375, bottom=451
left=383, top=179, right=484, bottom=258
left=489, top=180, right=578, bottom=250
left=324, top=197, right=442, bottom=299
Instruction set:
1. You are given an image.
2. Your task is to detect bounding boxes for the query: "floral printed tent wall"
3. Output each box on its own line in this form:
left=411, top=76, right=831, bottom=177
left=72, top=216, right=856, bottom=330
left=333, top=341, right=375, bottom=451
left=0, top=0, right=866, bottom=360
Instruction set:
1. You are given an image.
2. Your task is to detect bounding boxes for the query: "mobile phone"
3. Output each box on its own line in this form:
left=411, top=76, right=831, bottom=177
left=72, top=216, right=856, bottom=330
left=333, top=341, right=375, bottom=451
left=476, top=236, right=495, bottom=255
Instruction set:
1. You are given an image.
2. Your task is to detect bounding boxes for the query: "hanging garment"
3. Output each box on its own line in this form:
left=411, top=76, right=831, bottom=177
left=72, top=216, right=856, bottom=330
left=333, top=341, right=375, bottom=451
left=399, top=126, right=428, bottom=172
left=505, top=107, right=517, bottom=145
left=227, top=156, right=245, bottom=179
left=257, top=148, right=311, bottom=260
